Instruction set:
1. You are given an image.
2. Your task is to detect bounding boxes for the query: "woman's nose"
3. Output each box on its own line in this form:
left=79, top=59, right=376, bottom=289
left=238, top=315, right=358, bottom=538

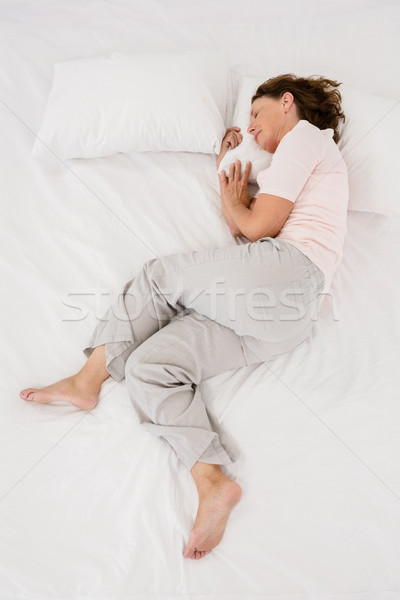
left=247, top=122, right=255, bottom=134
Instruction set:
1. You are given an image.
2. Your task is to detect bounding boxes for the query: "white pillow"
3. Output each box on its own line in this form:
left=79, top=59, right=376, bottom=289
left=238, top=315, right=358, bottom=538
left=338, top=88, right=400, bottom=218
left=31, top=51, right=230, bottom=160
left=217, top=76, right=273, bottom=186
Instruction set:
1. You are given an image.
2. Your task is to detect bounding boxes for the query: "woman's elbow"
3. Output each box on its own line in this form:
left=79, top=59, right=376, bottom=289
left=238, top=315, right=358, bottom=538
left=246, top=223, right=283, bottom=242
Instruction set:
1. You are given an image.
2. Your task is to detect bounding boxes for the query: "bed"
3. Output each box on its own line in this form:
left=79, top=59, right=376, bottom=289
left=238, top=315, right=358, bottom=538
left=1, top=1, right=400, bottom=598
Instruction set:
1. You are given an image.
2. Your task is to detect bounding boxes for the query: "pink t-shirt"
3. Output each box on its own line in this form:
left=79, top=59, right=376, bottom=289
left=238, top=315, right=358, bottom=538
left=255, top=119, right=349, bottom=294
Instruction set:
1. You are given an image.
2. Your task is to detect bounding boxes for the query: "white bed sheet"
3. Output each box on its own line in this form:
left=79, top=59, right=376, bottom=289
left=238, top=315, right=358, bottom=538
left=1, top=1, right=400, bottom=599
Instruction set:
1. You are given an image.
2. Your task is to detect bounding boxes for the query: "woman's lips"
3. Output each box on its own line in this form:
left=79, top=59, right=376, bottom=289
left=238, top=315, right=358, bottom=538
left=255, top=132, right=260, bottom=142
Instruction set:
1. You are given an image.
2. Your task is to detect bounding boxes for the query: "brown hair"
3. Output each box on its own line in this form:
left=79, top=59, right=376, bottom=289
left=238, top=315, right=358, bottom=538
left=252, top=73, right=345, bottom=143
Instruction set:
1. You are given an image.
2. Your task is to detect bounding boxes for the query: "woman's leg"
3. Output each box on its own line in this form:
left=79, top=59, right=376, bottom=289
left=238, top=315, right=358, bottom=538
left=123, top=308, right=257, bottom=559
left=20, top=344, right=110, bottom=409
left=125, top=310, right=250, bottom=469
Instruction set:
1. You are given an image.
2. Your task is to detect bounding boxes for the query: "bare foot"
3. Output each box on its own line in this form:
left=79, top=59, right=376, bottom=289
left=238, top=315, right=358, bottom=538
left=20, top=375, right=99, bottom=410
left=183, top=473, right=242, bottom=560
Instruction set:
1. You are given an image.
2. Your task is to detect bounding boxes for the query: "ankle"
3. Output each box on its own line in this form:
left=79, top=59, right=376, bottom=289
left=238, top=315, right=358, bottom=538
left=75, top=345, right=110, bottom=390
left=191, top=463, right=226, bottom=493
left=74, top=371, right=105, bottom=392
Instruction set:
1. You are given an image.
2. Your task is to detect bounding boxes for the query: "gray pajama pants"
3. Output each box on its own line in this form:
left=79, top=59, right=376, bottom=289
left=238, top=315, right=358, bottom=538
left=83, top=237, right=325, bottom=471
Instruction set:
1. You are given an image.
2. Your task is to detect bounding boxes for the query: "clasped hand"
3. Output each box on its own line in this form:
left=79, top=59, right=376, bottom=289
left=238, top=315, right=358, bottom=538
left=218, top=160, right=252, bottom=209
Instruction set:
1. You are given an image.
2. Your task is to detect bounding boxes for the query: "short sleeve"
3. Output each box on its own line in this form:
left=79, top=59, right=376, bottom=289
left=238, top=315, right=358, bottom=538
left=256, top=120, right=325, bottom=203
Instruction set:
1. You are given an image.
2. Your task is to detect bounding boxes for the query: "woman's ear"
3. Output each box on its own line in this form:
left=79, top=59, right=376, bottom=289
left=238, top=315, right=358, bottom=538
left=282, top=92, right=295, bottom=112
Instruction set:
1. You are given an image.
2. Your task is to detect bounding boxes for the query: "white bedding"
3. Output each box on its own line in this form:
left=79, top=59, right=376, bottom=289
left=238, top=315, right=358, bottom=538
left=1, top=1, right=400, bottom=598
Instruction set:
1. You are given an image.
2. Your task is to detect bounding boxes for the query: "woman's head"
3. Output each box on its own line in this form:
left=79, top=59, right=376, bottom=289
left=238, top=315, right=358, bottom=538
left=248, top=73, right=345, bottom=150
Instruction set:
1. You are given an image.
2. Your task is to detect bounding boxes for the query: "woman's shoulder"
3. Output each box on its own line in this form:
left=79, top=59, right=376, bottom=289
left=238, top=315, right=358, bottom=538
left=291, top=120, right=347, bottom=174
left=274, top=119, right=326, bottom=162
left=286, top=119, right=330, bottom=142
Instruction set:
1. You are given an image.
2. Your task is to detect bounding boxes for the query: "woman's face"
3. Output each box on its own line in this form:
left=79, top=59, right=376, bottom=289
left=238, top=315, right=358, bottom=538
left=247, top=93, right=298, bottom=153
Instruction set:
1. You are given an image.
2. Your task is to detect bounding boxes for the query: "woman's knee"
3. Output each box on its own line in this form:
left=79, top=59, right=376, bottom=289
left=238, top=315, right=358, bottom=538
left=124, top=340, right=170, bottom=386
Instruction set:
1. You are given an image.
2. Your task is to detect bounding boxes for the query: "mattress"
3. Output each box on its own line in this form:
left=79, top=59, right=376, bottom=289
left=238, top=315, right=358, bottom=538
left=1, top=1, right=400, bottom=598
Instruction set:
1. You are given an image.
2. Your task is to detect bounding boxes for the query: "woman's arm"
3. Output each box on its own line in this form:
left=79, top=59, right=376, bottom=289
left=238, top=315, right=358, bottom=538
left=221, top=193, right=242, bottom=236
left=218, top=161, right=294, bottom=242
left=221, top=195, right=257, bottom=237
left=227, top=193, right=294, bottom=241
left=218, top=160, right=258, bottom=237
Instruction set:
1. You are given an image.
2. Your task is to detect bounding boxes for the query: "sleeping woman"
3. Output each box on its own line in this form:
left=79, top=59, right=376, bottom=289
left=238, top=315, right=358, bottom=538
left=20, top=74, right=348, bottom=560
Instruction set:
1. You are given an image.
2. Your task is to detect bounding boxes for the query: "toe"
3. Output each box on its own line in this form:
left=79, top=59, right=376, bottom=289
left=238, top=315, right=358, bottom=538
left=20, top=389, right=35, bottom=400
left=183, top=546, right=195, bottom=559
left=184, top=537, right=199, bottom=559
